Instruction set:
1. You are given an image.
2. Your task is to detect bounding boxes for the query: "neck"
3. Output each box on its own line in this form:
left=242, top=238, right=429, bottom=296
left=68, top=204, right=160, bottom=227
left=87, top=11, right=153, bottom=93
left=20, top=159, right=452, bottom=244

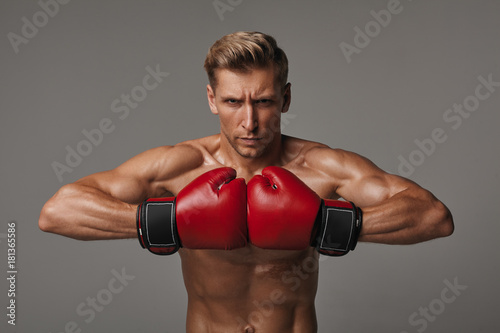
left=217, top=134, right=285, bottom=176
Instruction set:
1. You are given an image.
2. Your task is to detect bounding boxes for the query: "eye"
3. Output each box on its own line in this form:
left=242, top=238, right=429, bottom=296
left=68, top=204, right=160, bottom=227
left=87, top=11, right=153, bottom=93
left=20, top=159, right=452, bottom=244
left=225, top=99, right=239, bottom=105
left=256, top=99, right=272, bottom=105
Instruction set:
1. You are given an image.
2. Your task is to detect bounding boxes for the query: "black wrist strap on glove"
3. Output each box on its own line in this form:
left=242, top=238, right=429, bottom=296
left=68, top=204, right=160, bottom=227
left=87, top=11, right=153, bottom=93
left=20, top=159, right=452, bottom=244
left=312, top=199, right=363, bottom=256
left=136, top=198, right=180, bottom=255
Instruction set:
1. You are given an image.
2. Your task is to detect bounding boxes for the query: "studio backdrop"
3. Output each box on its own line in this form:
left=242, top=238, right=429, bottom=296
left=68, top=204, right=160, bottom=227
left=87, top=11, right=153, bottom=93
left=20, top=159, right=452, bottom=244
left=1, top=0, right=499, bottom=332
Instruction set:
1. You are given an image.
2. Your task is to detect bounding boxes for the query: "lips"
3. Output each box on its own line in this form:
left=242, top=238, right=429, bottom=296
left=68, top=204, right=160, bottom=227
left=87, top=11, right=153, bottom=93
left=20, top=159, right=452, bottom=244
left=239, top=137, right=262, bottom=145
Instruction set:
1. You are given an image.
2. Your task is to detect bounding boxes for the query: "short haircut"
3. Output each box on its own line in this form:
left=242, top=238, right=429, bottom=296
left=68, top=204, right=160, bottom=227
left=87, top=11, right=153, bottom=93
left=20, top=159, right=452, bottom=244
left=204, top=31, right=288, bottom=92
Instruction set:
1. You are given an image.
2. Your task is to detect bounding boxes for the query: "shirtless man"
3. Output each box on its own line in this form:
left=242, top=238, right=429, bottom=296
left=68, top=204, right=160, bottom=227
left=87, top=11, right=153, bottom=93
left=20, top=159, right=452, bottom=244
left=38, top=31, right=454, bottom=332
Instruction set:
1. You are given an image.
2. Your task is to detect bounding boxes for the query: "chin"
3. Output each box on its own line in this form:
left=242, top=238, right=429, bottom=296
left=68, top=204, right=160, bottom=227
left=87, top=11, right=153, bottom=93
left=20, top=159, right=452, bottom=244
left=237, top=149, right=262, bottom=159
left=235, top=145, right=266, bottom=159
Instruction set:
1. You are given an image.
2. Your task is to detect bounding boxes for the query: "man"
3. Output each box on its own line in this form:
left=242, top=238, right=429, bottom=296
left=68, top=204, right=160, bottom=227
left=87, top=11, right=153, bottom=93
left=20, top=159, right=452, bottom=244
left=39, top=31, right=454, bottom=332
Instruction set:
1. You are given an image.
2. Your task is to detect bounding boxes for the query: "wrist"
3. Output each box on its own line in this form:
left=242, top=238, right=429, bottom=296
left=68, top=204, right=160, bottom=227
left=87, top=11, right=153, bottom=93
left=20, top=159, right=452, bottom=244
left=136, top=197, right=179, bottom=255
left=313, top=199, right=362, bottom=256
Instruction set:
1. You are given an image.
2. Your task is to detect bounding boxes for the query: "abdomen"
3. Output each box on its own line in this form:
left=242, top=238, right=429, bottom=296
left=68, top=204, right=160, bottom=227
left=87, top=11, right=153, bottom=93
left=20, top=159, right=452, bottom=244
left=179, top=245, right=319, bottom=332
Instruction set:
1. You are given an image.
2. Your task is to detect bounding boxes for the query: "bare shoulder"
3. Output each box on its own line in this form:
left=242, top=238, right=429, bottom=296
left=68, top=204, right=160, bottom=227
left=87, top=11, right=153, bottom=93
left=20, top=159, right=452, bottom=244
left=284, top=136, right=357, bottom=171
left=282, top=135, right=328, bottom=163
left=72, top=135, right=220, bottom=201
left=284, top=136, right=383, bottom=185
left=114, top=143, right=203, bottom=180
left=172, top=134, right=221, bottom=168
left=286, top=137, right=421, bottom=205
left=303, top=144, right=383, bottom=180
left=108, top=135, right=220, bottom=189
left=146, top=134, right=222, bottom=181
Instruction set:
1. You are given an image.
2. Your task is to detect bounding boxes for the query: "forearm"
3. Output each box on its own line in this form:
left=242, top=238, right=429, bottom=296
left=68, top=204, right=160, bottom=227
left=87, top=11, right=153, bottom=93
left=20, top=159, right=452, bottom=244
left=39, top=183, right=138, bottom=240
left=358, top=188, right=454, bottom=244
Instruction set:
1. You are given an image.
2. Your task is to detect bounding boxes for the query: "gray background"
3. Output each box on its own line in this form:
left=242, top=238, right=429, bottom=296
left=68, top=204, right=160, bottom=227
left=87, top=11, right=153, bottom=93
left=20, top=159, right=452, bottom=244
left=1, top=0, right=499, bottom=332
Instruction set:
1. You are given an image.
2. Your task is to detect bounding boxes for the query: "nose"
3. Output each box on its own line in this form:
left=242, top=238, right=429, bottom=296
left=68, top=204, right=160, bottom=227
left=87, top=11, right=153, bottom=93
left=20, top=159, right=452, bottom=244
left=241, top=103, right=258, bottom=131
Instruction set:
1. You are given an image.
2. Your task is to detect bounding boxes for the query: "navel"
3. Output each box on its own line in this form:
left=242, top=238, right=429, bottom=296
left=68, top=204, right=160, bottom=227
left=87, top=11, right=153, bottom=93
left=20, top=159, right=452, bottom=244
left=244, top=325, right=255, bottom=333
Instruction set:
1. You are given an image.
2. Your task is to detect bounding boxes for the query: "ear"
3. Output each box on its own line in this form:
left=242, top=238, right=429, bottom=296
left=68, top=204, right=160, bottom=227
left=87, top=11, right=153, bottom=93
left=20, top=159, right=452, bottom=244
left=207, top=84, right=218, bottom=115
left=281, top=83, right=291, bottom=113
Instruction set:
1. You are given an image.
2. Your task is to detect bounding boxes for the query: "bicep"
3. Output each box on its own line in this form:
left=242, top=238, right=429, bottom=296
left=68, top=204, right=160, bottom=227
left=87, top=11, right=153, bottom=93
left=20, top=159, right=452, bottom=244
left=339, top=170, right=416, bottom=208
left=74, top=170, right=150, bottom=205
left=74, top=145, right=183, bottom=204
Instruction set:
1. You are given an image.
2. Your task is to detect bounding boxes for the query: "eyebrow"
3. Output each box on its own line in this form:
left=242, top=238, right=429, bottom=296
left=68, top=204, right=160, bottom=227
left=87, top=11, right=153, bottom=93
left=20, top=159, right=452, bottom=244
left=219, top=94, right=277, bottom=101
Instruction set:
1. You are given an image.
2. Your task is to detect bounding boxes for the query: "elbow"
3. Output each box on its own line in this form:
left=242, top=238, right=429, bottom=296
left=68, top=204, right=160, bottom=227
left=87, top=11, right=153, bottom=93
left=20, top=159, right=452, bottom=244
left=38, top=184, right=75, bottom=234
left=431, top=201, right=454, bottom=239
left=39, top=199, right=57, bottom=233
left=441, top=211, right=454, bottom=238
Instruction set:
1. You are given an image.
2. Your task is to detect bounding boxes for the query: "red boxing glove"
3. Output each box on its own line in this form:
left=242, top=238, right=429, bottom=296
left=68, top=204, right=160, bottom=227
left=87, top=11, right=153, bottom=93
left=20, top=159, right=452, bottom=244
left=247, top=166, right=321, bottom=250
left=137, top=167, right=247, bottom=255
left=247, top=166, right=362, bottom=256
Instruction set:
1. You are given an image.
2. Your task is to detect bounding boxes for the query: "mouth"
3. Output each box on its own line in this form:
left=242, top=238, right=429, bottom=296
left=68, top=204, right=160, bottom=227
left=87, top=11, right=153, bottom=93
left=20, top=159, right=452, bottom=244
left=239, top=137, right=262, bottom=146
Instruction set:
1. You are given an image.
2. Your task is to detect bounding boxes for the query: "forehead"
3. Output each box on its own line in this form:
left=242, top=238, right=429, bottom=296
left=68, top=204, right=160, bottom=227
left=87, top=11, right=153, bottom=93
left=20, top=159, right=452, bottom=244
left=213, top=66, right=279, bottom=96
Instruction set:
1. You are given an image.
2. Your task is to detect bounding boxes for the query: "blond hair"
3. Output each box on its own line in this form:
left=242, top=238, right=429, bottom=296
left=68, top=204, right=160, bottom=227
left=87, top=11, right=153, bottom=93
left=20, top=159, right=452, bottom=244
left=204, top=31, right=288, bottom=91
